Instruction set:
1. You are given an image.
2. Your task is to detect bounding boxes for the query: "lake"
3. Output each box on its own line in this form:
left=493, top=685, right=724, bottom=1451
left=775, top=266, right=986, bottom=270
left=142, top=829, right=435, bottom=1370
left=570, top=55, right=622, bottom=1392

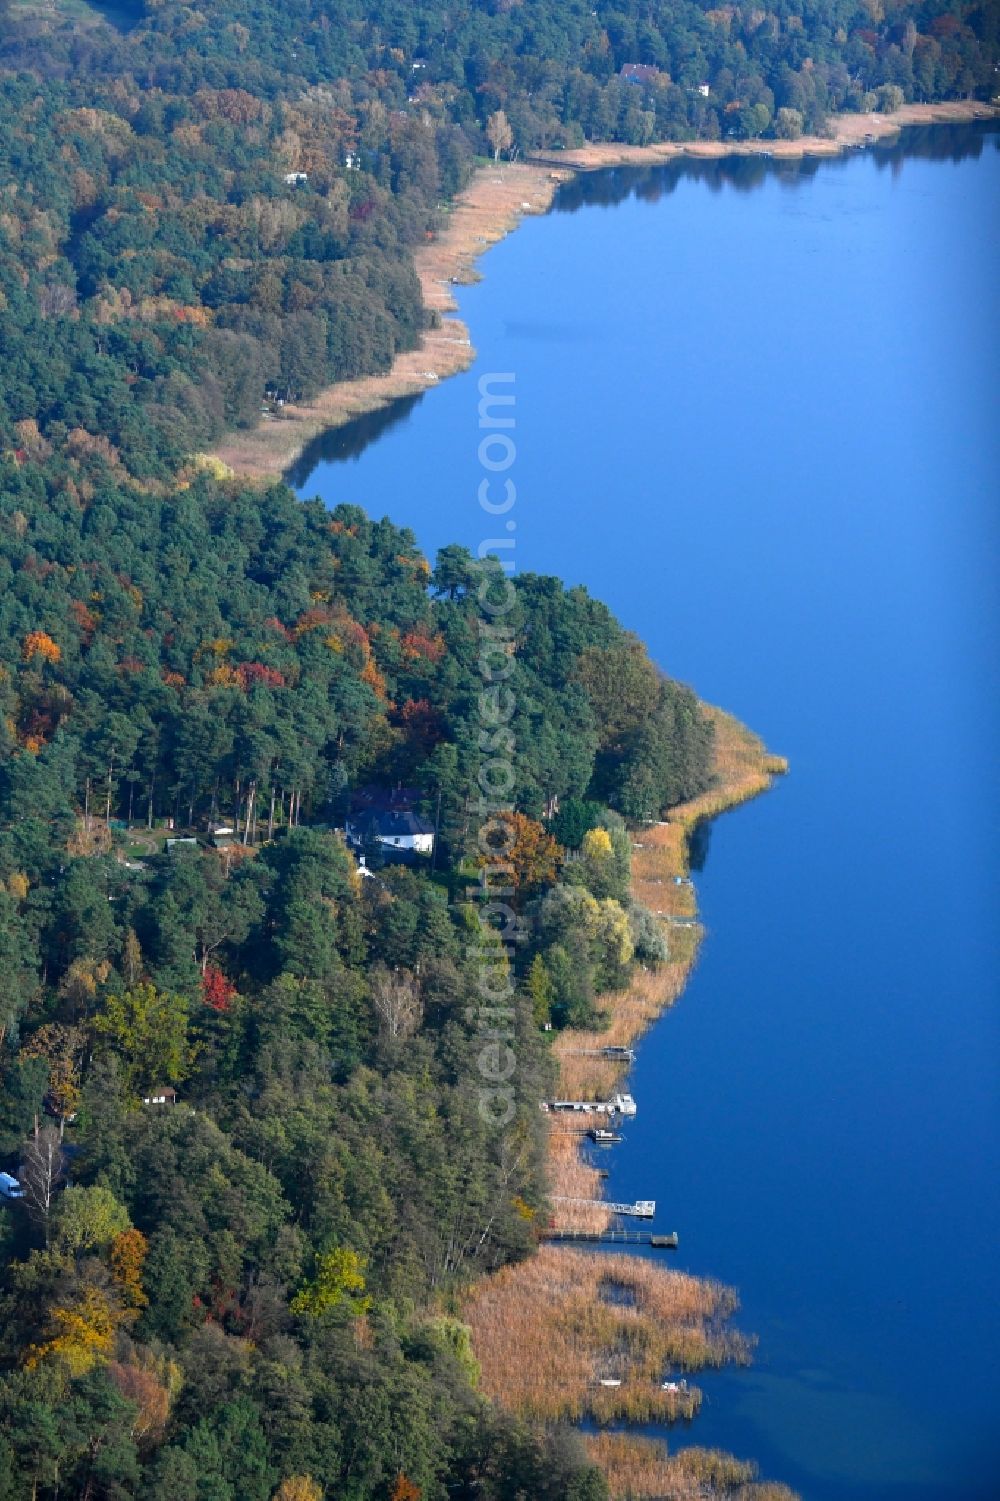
left=295, top=125, right=1000, bottom=1499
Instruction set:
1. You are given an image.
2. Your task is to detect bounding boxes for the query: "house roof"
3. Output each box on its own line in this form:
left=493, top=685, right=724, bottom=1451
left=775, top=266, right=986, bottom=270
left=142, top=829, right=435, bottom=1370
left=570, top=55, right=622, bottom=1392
left=373, top=811, right=434, bottom=838
left=351, top=784, right=422, bottom=813
left=620, top=63, right=660, bottom=83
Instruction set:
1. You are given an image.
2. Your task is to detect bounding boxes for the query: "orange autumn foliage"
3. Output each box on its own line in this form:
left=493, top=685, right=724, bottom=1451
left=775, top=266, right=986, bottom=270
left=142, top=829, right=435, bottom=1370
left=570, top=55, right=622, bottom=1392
left=111, top=1227, right=150, bottom=1309
left=480, top=810, right=561, bottom=895
left=22, top=630, right=61, bottom=664
left=69, top=599, right=98, bottom=636
left=400, top=629, right=445, bottom=663
left=108, top=1359, right=173, bottom=1445
left=360, top=657, right=388, bottom=699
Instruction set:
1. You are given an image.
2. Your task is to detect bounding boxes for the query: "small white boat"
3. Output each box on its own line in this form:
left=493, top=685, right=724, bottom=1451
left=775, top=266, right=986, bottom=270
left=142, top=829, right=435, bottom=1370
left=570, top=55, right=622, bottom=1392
left=661, top=1378, right=689, bottom=1393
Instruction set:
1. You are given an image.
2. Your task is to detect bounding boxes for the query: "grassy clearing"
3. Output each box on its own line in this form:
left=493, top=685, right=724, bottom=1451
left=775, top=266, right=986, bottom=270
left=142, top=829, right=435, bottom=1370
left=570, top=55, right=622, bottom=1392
left=462, top=1246, right=749, bottom=1425
left=586, top=1434, right=800, bottom=1500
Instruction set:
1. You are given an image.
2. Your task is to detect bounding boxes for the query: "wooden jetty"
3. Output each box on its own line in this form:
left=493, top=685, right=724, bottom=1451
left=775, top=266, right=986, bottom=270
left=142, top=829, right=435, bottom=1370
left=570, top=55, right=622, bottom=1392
left=541, top=1227, right=679, bottom=1249
left=564, top=1045, right=637, bottom=1062
left=541, top=1092, right=637, bottom=1117
left=552, top=1195, right=655, bottom=1219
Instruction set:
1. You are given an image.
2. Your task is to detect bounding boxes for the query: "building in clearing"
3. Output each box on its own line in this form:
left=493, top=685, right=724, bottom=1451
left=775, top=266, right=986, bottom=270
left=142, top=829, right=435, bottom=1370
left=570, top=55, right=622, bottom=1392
left=620, top=63, right=661, bottom=85
left=347, top=809, right=435, bottom=857
left=143, top=1086, right=178, bottom=1106
left=345, top=786, right=435, bottom=860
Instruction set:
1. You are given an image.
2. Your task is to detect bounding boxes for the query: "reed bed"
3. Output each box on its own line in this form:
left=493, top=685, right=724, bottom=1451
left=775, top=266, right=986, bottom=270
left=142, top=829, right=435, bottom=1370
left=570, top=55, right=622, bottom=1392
left=585, top=1434, right=800, bottom=1501
left=467, top=704, right=787, bottom=1485
left=552, top=99, right=996, bottom=174
left=552, top=948, right=699, bottom=1103
left=462, top=1246, right=749, bottom=1426
left=211, top=163, right=567, bottom=478
left=548, top=706, right=785, bottom=1233
left=667, top=706, right=788, bottom=840
left=547, top=1125, right=613, bottom=1233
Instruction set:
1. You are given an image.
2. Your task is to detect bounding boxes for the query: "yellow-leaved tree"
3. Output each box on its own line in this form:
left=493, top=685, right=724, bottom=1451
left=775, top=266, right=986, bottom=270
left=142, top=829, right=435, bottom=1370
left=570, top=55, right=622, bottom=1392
left=291, top=1247, right=371, bottom=1321
left=24, top=1285, right=118, bottom=1377
left=272, top=1479, right=323, bottom=1501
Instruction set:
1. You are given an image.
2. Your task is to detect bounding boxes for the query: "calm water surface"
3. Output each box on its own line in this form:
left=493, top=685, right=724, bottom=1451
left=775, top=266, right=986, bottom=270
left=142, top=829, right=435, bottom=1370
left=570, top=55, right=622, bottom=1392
left=297, top=126, right=1000, bottom=1499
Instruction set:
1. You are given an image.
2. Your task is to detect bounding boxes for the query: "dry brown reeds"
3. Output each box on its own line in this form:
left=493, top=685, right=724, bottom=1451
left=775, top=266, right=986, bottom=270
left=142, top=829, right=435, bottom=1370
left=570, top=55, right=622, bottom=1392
left=544, top=100, right=996, bottom=175
left=547, top=704, right=785, bottom=1235
left=666, top=706, right=788, bottom=840
left=462, top=1246, right=749, bottom=1426
left=466, top=702, right=788, bottom=1486
left=546, top=1125, right=613, bottom=1232
left=210, top=162, right=570, bottom=479
left=586, top=1433, right=800, bottom=1500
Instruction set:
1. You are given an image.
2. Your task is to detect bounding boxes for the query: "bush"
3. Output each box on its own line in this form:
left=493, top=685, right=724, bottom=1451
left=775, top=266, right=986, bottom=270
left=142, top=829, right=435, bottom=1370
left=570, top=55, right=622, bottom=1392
left=774, top=107, right=804, bottom=140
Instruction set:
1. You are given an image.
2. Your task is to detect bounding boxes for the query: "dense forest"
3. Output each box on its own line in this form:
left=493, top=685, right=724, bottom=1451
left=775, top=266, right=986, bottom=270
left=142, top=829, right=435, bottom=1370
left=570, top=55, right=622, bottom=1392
left=0, top=0, right=995, bottom=462
left=0, top=1, right=995, bottom=1497
left=0, top=465, right=712, bottom=1495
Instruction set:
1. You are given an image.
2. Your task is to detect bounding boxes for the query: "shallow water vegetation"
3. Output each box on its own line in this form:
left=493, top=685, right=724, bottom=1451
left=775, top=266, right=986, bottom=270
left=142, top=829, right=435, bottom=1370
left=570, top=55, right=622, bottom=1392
left=547, top=1125, right=614, bottom=1233
left=462, top=1247, right=749, bottom=1426
left=548, top=706, right=785, bottom=1233
left=468, top=699, right=789, bottom=1490
left=586, top=1433, right=801, bottom=1500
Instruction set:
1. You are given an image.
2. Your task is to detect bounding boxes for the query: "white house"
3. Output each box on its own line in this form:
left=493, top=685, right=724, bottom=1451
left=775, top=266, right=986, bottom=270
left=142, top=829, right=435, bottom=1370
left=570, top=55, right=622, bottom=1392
left=346, top=809, right=435, bottom=857
left=284, top=171, right=308, bottom=185
left=0, top=1172, right=25, bottom=1200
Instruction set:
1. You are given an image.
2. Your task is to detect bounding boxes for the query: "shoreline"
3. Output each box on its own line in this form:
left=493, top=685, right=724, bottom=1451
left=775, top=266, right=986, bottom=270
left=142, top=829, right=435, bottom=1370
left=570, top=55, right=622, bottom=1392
left=209, top=161, right=571, bottom=480
left=208, top=98, right=996, bottom=484
left=464, top=707, right=791, bottom=1499
left=531, top=97, right=997, bottom=171
left=548, top=704, right=787, bottom=1238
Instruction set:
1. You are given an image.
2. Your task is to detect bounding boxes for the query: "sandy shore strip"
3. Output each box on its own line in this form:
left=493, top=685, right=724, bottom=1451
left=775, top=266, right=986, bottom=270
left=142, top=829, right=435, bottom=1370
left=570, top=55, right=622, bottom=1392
left=535, top=98, right=997, bottom=170
left=210, top=99, right=995, bottom=483
left=210, top=161, right=572, bottom=480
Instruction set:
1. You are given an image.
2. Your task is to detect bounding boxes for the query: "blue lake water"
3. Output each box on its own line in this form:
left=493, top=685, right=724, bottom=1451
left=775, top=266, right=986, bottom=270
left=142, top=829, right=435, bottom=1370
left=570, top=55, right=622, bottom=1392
left=296, top=126, right=1000, bottom=1498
